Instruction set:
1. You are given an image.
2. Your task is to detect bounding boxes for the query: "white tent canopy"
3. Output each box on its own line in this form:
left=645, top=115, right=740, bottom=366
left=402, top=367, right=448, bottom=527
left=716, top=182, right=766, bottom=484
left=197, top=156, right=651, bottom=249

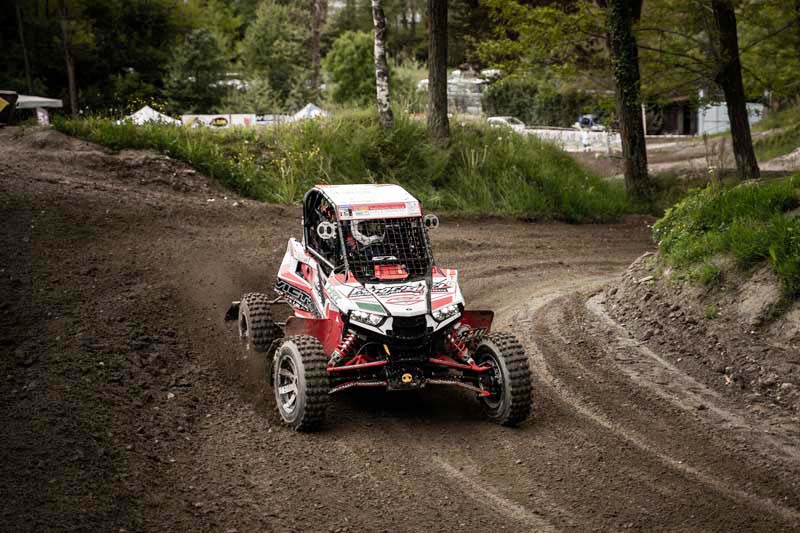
left=121, top=105, right=180, bottom=125
left=292, top=103, right=327, bottom=121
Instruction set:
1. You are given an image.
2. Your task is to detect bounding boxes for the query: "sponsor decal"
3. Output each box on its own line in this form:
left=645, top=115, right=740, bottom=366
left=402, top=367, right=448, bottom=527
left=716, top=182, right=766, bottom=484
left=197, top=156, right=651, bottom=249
left=275, top=279, right=320, bottom=318
left=337, top=201, right=421, bottom=219
left=457, top=326, right=487, bottom=346
left=349, top=283, right=425, bottom=299
left=431, top=279, right=453, bottom=293
left=385, top=293, right=424, bottom=305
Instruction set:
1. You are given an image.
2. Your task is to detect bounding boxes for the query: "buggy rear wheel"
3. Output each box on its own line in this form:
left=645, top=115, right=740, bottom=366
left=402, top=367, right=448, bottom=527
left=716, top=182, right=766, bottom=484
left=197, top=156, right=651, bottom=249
left=238, top=292, right=279, bottom=353
left=475, top=332, right=533, bottom=427
left=273, top=336, right=329, bottom=431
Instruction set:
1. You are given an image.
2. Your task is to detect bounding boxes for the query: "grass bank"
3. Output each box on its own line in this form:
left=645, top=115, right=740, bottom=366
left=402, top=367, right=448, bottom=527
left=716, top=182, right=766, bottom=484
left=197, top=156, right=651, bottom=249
left=54, top=110, right=629, bottom=222
left=753, top=102, right=800, bottom=161
left=653, top=175, right=800, bottom=296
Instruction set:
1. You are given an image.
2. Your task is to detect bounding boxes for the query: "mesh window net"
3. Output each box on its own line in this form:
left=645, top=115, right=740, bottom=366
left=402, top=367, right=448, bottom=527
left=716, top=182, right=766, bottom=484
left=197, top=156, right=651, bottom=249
left=341, top=217, right=433, bottom=282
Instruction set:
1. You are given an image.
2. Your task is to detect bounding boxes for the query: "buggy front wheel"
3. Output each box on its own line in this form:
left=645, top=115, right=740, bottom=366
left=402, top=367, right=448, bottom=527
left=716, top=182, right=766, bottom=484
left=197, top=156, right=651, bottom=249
left=475, top=332, right=533, bottom=427
left=272, top=336, right=329, bottom=432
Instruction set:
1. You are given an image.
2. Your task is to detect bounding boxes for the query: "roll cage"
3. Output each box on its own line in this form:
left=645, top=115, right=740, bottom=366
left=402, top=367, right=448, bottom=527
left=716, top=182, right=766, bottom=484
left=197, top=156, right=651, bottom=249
left=302, top=189, right=434, bottom=283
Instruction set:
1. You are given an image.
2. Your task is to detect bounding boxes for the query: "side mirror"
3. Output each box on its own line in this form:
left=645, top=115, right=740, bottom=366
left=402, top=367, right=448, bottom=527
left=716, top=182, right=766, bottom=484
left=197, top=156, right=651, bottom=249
left=424, top=214, right=439, bottom=229
left=317, top=221, right=337, bottom=240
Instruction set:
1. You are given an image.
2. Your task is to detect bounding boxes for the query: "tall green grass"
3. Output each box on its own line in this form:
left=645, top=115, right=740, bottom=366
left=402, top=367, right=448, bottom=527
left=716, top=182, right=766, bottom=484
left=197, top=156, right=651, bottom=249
left=754, top=122, right=800, bottom=161
left=751, top=102, right=800, bottom=161
left=53, top=109, right=629, bottom=222
left=653, top=175, right=800, bottom=296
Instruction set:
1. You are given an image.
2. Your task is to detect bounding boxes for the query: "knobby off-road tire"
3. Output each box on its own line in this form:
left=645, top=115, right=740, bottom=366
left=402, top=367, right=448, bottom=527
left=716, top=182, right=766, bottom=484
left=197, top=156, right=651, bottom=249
left=272, top=335, right=329, bottom=432
left=475, top=332, right=533, bottom=427
left=238, top=292, right=279, bottom=353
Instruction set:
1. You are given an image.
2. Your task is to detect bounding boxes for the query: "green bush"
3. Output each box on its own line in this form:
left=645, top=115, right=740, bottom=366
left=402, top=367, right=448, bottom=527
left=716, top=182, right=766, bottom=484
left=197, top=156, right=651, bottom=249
left=653, top=176, right=800, bottom=296
left=240, top=1, right=310, bottom=110
left=164, top=28, right=227, bottom=113
left=323, top=32, right=376, bottom=106
left=54, top=109, right=629, bottom=222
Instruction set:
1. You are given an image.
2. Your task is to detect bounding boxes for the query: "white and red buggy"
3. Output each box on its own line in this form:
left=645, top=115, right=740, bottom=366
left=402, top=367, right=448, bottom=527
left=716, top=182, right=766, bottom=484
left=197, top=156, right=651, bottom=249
left=226, top=184, right=533, bottom=431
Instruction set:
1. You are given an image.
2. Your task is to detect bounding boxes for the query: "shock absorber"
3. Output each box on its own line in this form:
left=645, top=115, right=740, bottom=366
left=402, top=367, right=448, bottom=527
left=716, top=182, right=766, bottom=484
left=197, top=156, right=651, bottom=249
left=445, top=328, right=474, bottom=364
left=328, top=330, right=358, bottom=367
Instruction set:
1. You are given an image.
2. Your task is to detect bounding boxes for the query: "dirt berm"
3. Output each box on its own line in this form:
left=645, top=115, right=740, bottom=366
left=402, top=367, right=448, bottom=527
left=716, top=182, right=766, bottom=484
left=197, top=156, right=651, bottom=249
left=1, top=127, right=799, bottom=532
left=605, top=252, right=799, bottom=417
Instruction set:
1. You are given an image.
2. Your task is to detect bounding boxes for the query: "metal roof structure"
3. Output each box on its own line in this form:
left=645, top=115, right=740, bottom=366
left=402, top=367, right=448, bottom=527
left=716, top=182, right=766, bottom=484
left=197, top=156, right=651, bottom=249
left=314, top=184, right=422, bottom=220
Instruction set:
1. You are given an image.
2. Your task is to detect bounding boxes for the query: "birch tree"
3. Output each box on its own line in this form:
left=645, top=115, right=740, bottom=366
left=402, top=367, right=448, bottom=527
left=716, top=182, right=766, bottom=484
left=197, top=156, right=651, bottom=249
left=372, top=0, right=394, bottom=128
left=310, top=0, right=328, bottom=99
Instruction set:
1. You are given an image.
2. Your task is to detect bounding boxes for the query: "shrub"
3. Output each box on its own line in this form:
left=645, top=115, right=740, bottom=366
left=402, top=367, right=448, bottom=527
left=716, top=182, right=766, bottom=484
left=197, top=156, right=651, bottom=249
left=164, top=28, right=227, bottom=113
left=55, top=109, right=630, bottom=223
left=240, top=1, right=310, bottom=110
left=653, top=176, right=800, bottom=296
left=323, top=32, right=376, bottom=106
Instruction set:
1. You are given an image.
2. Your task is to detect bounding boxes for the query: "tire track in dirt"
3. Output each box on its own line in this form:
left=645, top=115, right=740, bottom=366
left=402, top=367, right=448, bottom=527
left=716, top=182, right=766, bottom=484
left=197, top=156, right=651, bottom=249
left=513, top=284, right=800, bottom=527
left=585, top=293, right=800, bottom=466
left=432, top=455, right=557, bottom=532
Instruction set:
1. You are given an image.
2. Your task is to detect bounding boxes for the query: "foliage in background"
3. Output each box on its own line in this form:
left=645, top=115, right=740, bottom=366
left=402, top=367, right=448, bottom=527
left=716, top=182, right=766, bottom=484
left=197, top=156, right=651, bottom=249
left=482, top=75, right=613, bottom=127
left=479, top=0, right=800, bottom=108
left=478, top=1, right=610, bottom=90
left=323, top=32, right=377, bottom=106
left=54, top=111, right=629, bottom=222
left=653, top=176, right=800, bottom=296
left=164, top=28, right=228, bottom=113
left=218, top=78, right=277, bottom=115
left=241, top=1, right=311, bottom=110
left=5, top=0, right=799, bottom=117
left=181, top=0, right=242, bottom=61
left=389, top=60, right=427, bottom=115
left=321, top=31, right=422, bottom=112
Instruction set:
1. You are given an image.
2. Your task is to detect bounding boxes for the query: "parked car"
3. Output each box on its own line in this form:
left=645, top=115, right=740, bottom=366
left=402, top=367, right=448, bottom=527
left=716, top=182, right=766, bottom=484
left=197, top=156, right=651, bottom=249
left=487, top=116, right=527, bottom=134
left=572, top=114, right=607, bottom=132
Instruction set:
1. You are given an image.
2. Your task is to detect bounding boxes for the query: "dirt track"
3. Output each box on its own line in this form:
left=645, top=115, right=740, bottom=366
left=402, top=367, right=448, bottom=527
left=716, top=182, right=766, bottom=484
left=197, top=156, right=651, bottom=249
left=1, top=127, right=799, bottom=532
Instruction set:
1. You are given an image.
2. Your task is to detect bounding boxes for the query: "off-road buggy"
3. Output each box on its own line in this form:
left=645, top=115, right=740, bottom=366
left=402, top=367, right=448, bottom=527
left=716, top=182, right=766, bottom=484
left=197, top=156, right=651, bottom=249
left=226, top=184, right=533, bottom=431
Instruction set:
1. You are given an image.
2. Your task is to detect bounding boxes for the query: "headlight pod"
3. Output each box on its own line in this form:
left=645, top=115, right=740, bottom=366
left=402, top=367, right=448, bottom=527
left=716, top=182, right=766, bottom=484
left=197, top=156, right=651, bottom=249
left=350, top=310, right=385, bottom=326
left=432, top=304, right=459, bottom=322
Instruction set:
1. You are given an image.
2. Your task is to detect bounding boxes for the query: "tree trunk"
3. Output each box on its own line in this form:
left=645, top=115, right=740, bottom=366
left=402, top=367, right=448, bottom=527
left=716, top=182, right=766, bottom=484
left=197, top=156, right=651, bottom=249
left=372, top=0, right=394, bottom=129
left=792, top=0, right=800, bottom=85
left=60, top=10, right=78, bottom=117
left=427, top=0, right=449, bottom=142
left=711, top=0, right=759, bottom=180
left=606, top=0, right=650, bottom=202
left=15, top=1, right=33, bottom=94
left=310, top=0, right=327, bottom=100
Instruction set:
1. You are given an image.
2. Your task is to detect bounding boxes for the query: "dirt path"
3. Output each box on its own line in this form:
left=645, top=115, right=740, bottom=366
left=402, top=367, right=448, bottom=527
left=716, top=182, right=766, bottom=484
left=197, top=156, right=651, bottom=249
left=1, top=127, right=798, bottom=532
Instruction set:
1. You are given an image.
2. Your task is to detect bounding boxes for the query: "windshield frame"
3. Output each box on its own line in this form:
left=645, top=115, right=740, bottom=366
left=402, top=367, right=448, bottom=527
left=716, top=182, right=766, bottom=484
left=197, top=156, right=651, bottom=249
left=337, top=216, right=435, bottom=283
